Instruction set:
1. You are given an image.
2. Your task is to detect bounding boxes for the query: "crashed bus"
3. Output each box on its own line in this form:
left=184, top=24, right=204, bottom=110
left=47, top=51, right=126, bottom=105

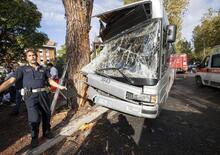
left=82, top=0, right=177, bottom=118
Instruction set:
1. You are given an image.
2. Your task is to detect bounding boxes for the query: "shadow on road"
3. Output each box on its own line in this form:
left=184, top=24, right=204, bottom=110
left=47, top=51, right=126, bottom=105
left=74, top=113, right=140, bottom=155
left=138, top=109, right=220, bottom=154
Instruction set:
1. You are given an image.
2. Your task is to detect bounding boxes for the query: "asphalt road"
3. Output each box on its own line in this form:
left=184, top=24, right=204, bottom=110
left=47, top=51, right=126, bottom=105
left=74, top=74, right=220, bottom=155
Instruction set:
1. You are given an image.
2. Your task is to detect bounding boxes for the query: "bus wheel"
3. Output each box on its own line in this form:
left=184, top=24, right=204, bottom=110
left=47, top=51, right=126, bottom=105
left=195, top=76, right=203, bottom=87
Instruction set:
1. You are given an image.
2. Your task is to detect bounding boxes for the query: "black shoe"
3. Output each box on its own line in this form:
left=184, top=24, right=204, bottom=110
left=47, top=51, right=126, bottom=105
left=31, top=138, right=39, bottom=148
left=43, top=131, right=54, bottom=139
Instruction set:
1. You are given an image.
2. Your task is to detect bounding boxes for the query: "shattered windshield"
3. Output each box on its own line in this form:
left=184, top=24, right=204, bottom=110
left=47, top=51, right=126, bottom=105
left=82, top=20, right=161, bottom=85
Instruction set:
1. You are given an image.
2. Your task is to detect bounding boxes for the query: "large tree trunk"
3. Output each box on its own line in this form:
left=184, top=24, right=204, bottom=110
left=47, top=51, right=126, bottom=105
left=62, top=0, right=93, bottom=107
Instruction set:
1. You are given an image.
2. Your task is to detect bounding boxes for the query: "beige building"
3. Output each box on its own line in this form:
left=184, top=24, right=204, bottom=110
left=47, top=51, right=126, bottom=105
left=36, top=40, right=56, bottom=65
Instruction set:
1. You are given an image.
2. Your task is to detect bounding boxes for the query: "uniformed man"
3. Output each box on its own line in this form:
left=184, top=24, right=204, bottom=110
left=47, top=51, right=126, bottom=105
left=0, top=49, right=66, bottom=148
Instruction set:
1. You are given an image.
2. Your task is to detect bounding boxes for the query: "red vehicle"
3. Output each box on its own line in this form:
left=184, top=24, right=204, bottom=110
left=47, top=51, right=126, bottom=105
left=169, top=54, right=188, bottom=73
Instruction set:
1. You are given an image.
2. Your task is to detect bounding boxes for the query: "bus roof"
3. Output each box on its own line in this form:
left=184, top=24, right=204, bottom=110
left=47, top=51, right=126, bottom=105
left=93, top=0, right=151, bottom=17
left=93, top=0, right=165, bottom=23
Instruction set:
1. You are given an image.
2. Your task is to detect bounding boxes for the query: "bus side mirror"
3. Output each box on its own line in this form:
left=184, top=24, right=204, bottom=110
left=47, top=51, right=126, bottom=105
left=167, top=25, right=177, bottom=43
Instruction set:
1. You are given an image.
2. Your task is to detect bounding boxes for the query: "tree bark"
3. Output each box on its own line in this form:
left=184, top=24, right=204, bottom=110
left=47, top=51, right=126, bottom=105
left=62, top=0, right=93, bottom=107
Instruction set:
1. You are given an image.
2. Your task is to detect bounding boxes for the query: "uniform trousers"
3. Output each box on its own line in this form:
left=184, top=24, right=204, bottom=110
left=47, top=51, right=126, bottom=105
left=24, top=91, right=51, bottom=139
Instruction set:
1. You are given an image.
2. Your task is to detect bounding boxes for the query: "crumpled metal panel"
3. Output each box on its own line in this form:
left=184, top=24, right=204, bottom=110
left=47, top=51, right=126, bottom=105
left=82, top=20, right=160, bottom=79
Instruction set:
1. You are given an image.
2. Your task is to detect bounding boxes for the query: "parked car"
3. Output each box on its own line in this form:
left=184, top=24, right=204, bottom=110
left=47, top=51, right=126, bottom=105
left=195, top=47, right=220, bottom=88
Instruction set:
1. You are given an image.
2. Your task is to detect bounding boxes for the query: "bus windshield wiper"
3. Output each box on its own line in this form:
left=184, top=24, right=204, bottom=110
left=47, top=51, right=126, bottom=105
left=95, top=70, right=113, bottom=79
left=97, top=67, right=134, bottom=85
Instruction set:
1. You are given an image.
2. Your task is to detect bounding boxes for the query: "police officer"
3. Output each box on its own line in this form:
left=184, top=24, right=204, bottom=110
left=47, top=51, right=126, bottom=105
left=0, top=49, right=66, bottom=148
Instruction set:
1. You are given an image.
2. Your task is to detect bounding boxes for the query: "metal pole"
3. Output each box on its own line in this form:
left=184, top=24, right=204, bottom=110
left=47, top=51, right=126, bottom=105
left=50, top=60, right=69, bottom=115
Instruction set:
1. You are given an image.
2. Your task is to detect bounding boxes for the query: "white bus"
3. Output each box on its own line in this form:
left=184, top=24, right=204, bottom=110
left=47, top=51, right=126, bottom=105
left=82, top=0, right=177, bottom=118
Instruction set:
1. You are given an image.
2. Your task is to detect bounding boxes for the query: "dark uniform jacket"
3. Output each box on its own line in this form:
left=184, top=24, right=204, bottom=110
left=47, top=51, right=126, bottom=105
left=12, top=65, right=51, bottom=89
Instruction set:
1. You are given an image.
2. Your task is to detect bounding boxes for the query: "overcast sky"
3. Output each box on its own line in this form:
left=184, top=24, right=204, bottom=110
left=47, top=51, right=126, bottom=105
left=30, top=0, right=220, bottom=49
left=182, top=0, right=220, bottom=42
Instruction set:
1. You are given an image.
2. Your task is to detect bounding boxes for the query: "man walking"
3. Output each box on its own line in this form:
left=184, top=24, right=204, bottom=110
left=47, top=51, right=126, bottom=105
left=0, top=49, right=66, bottom=148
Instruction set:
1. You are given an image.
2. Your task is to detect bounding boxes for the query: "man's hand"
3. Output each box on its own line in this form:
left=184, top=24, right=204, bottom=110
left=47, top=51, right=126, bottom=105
left=59, top=85, right=67, bottom=90
left=48, top=79, right=67, bottom=90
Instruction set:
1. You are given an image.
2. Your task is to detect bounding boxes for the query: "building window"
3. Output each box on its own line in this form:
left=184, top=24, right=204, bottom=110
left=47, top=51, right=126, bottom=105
left=39, top=49, right=43, bottom=55
left=46, top=49, right=49, bottom=56
left=46, top=57, right=50, bottom=63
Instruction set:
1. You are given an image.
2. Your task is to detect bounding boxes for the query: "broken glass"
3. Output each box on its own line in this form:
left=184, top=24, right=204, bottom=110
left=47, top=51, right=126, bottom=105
left=82, top=19, right=161, bottom=83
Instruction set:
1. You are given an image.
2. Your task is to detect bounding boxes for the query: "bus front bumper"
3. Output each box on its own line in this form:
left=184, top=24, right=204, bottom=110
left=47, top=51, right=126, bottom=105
left=88, top=87, right=159, bottom=119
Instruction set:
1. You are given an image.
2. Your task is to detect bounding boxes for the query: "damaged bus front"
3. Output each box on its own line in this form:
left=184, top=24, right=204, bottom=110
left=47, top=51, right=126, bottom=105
left=82, top=0, right=177, bottom=118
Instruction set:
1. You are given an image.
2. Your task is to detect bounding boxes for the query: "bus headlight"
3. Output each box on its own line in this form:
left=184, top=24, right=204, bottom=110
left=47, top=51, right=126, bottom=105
left=150, top=95, right=157, bottom=103
left=126, top=92, right=152, bottom=102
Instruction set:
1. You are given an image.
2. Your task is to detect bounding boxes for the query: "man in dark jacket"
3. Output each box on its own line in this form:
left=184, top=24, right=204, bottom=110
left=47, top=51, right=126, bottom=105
left=0, top=49, right=66, bottom=148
